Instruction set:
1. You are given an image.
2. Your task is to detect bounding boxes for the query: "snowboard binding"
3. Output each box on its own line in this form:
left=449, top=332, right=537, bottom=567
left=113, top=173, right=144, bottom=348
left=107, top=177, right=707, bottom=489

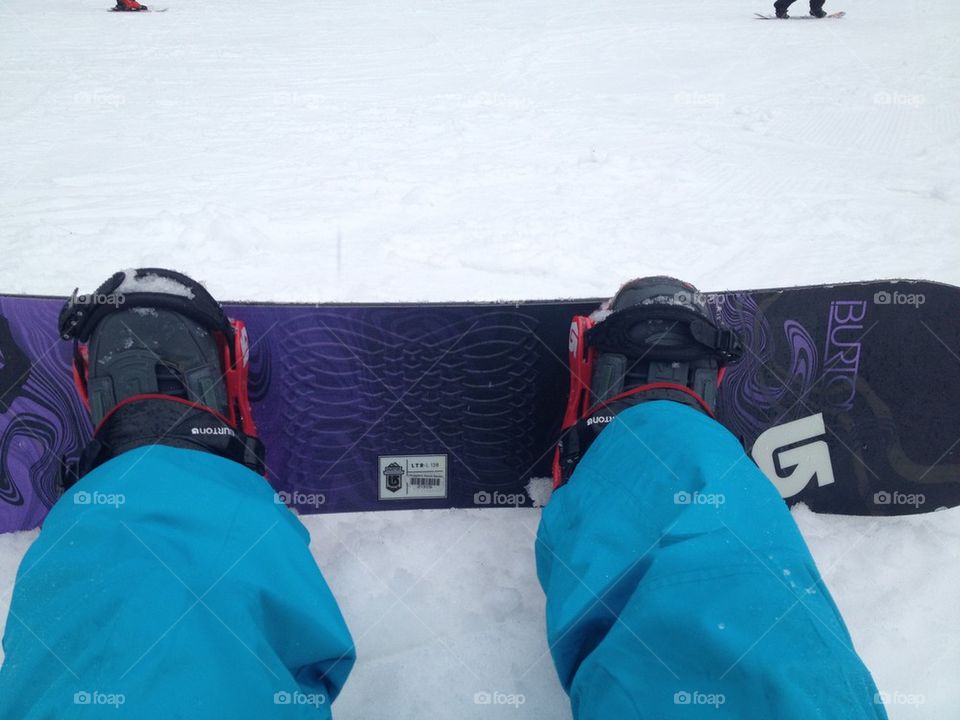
left=59, top=268, right=263, bottom=482
left=552, top=277, right=743, bottom=488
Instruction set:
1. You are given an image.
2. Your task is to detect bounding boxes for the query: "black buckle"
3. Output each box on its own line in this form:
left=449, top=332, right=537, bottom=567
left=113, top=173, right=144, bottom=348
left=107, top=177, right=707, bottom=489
left=688, top=319, right=743, bottom=363
left=715, top=328, right=744, bottom=362
left=239, top=435, right=267, bottom=476
left=58, top=289, right=93, bottom=340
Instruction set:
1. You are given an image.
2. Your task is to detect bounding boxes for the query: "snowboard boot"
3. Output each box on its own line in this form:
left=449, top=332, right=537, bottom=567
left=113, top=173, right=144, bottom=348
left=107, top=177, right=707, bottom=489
left=59, top=268, right=262, bottom=482
left=810, top=8, right=828, bottom=17
left=553, top=276, right=742, bottom=487
left=774, top=0, right=792, bottom=17
left=114, top=0, right=148, bottom=10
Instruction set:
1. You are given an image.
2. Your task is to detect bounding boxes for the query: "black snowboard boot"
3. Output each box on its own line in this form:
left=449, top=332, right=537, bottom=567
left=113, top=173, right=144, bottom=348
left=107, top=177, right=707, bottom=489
left=774, top=0, right=792, bottom=17
left=59, top=268, right=263, bottom=481
left=809, top=8, right=828, bottom=17
left=554, top=276, right=742, bottom=487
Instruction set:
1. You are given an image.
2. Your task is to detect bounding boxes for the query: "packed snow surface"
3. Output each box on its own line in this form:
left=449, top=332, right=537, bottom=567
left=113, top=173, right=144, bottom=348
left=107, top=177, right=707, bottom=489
left=1, top=0, right=959, bottom=718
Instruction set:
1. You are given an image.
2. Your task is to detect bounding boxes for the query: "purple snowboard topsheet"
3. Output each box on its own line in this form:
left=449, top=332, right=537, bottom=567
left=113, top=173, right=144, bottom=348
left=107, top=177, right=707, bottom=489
left=2, top=280, right=959, bottom=533
left=0, top=297, right=597, bottom=532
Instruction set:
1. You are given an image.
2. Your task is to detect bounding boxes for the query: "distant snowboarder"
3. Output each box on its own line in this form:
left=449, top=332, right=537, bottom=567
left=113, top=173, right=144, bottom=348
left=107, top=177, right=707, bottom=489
left=774, top=0, right=828, bottom=18
left=113, top=0, right=149, bottom=10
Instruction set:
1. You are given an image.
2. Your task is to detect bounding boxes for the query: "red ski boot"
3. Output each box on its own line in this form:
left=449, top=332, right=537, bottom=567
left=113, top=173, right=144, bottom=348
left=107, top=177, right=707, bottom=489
left=114, top=0, right=149, bottom=11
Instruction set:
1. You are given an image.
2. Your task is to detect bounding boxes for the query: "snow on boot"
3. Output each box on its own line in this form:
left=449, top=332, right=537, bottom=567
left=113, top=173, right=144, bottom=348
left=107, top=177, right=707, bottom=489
left=114, top=0, right=149, bottom=10
left=553, top=276, right=742, bottom=487
left=58, top=268, right=262, bottom=481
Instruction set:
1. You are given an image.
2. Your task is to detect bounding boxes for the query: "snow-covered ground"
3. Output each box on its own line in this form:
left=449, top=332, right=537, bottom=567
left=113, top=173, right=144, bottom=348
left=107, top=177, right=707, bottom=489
left=1, top=0, right=959, bottom=717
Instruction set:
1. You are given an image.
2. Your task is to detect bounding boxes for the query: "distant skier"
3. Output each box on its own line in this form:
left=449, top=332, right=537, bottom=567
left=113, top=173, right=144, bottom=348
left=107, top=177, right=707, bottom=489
left=113, top=0, right=148, bottom=10
left=0, top=270, right=887, bottom=719
left=774, top=0, right=828, bottom=17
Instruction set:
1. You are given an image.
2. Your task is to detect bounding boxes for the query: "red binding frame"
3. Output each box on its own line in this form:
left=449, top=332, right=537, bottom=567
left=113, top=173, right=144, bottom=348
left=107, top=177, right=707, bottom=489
left=552, top=315, right=596, bottom=487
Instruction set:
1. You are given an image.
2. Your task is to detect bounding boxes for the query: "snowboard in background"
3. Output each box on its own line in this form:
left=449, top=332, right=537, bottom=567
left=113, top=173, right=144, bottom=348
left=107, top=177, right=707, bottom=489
left=1, top=279, right=958, bottom=533
left=754, top=11, right=846, bottom=19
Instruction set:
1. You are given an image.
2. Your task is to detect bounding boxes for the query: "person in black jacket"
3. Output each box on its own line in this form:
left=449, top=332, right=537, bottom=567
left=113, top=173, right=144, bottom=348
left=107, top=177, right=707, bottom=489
left=774, top=0, right=827, bottom=17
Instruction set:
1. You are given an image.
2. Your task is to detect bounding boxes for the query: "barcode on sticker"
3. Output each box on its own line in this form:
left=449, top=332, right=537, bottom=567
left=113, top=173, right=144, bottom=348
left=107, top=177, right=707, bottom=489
left=411, top=478, right=441, bottom=487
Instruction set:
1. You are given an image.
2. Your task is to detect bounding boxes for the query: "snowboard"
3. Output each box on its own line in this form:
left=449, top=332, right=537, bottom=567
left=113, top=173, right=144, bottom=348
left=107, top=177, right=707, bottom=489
left=754, top=11, right=845, bottom=19
left=1, top=279, right=958, bottom=533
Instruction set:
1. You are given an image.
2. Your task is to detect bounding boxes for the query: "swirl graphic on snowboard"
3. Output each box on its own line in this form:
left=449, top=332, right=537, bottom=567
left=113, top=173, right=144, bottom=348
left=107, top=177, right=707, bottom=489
left=0, top=301, right=91, bottom=531
left=717, top=293, right=818, bottom=445
left=0, top=315, right=30, bottom=506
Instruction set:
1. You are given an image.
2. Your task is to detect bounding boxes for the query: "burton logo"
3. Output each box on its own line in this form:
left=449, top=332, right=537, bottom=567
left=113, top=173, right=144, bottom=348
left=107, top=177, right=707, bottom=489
left=823, top=301, right=867, bottom=411
left=383, top=462, right=404, bottom=493
left=751, top=414, right=835, bottom=498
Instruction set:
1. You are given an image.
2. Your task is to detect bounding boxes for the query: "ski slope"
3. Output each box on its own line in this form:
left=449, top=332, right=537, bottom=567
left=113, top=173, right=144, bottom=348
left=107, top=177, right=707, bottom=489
left=1, top=0, right=959, bottom=717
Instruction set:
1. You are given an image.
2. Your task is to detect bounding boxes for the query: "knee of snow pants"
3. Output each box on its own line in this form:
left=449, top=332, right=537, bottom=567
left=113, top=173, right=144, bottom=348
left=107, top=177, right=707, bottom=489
left=536, top=401, right=886, bottom=720
left=0, top=446, right=355, bottom=719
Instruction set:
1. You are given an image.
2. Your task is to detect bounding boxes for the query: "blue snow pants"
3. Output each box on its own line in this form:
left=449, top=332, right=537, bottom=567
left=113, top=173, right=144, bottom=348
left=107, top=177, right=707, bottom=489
left=0, top=447, right=355, bottom=719
left=536, top=401, right=887, bottom=719
left=1, top=401, right=886, bottom=718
